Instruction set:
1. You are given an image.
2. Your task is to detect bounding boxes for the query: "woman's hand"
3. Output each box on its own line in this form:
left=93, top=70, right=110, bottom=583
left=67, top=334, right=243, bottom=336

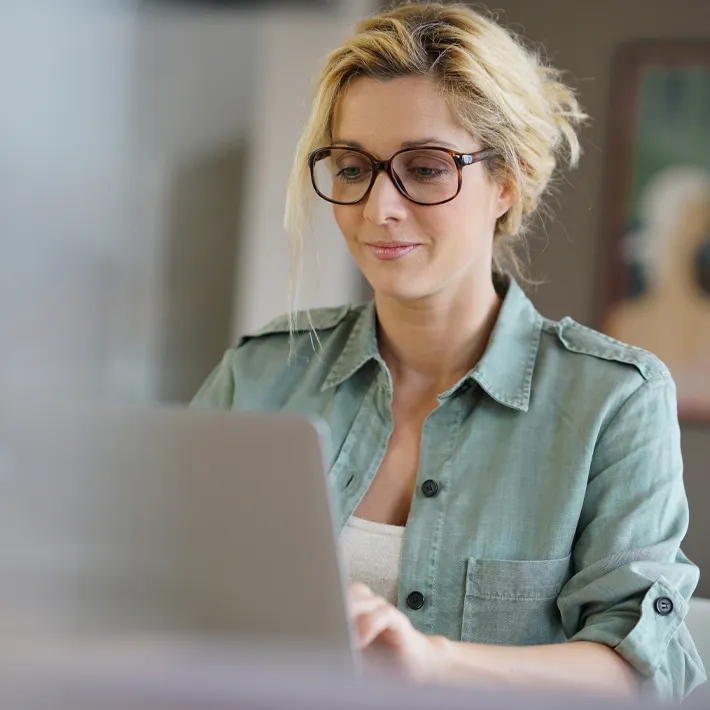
left=347, top=582, right=447, bottom=682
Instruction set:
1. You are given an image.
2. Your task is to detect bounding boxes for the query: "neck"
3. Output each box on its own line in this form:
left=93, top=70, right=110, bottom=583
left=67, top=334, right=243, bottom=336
left=374, top=277, right=501, bottom=392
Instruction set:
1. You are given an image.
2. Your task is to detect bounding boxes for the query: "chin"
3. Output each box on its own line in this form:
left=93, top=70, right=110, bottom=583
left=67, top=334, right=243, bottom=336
left=367, top=275, right=433, bottom=303
left=353, top=247, right=438, bottom=302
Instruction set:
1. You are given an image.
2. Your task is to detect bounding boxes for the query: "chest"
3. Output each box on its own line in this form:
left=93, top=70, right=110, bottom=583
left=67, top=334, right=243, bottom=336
left=324, top=375, right=591, bottom=561
left=352, top=388, right=438, bottom=526
left=277, top=373, right=596, bottom=644
left=326, top=383, right=586, bottom=644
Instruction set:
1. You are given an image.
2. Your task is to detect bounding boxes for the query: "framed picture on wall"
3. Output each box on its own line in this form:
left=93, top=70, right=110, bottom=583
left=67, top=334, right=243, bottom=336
left=599, top=41, right=710, bottom=423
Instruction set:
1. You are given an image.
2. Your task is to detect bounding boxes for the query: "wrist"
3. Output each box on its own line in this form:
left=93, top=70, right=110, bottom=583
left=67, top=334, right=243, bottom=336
left=424, top=634, right=455, bottom=684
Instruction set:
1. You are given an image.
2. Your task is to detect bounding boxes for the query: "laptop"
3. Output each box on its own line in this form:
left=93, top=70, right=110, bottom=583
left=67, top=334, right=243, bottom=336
left=0, top=400, right=356, bottom=668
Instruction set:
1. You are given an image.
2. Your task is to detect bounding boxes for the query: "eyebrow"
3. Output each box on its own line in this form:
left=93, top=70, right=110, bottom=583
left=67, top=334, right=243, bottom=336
left=331, top=138, right=461, bottom=151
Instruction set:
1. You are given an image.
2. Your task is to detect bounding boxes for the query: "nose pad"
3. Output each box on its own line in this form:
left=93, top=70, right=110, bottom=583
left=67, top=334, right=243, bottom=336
left=363, top=171, right=408, bottom=223
left=370, top=168, right=406, bottom=201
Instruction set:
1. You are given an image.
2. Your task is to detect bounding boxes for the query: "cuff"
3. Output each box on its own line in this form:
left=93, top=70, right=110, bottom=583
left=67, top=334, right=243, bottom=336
left=570, top=576, right=687, bottom=678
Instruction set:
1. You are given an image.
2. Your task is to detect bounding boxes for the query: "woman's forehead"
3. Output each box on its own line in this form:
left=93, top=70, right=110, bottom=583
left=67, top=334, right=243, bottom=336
left=332, top=75, right=471, bottom=154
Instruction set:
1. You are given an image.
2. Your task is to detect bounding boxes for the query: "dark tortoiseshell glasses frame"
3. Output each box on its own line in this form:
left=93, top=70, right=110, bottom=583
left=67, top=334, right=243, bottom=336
left=308, top=145, right=497, bottom=206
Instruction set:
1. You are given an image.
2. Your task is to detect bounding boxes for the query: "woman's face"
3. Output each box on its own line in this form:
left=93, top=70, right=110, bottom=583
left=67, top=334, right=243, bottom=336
left=331, top=75, right=512, bottom=303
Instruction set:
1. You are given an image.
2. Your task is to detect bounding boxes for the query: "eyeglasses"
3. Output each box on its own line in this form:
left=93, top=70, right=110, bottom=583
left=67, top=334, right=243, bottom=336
left=308, top=145, right=496, bottom=206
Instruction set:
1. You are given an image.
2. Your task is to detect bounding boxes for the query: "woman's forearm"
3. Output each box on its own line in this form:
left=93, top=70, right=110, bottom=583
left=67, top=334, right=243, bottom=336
left=428, top=637, right=638, bottom=696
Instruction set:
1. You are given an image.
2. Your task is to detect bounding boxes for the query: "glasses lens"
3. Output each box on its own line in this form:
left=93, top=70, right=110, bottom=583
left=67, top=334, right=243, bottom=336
left=391, top=149, right=459, bottom=204
left=312, top=148, right=373, bottom=204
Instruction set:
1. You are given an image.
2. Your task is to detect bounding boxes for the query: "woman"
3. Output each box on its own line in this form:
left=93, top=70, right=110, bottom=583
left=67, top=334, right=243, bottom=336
left=193, top=2, right=705, bottom=700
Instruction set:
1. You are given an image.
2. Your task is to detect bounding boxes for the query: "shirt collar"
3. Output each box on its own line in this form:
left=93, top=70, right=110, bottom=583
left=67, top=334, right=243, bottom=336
left=465, top=277, right=543, bottom=412
left=321, top=277, right=543, bottom=412
left=321, top=301, right=381, bottom=391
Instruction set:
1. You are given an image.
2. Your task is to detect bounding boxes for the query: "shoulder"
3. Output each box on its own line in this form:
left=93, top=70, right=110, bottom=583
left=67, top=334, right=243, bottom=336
left=532, top=315, right=678, bottom=461
left=232, top=301, right=366, bottom=379
left=540, top=315, right=671, bottom=383
left=237, top=303, right=358, bottom=347
left=193, top=303, right=366, bottom=410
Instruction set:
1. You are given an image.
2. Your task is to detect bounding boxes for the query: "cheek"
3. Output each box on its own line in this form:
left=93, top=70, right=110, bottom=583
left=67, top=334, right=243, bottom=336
left=416, top=203, right=467, bottom=243
left=417, top=197, right=493, bottom=257
left=449, top=181, right=498, bottom=232
left=333, top=206, right=358, bottom=242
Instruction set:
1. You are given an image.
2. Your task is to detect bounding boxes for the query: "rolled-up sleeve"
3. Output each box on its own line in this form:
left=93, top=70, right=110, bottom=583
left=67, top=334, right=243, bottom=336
left=557, top=374, right=706, bottom=701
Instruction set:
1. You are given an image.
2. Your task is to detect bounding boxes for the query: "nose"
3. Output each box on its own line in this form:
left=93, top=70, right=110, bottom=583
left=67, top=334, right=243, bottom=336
left=362, top=170, right=408, bottom=225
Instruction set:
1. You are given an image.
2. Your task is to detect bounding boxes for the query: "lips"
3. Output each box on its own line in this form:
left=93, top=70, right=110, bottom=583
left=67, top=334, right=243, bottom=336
left=365, top=242, right=420, bottom=260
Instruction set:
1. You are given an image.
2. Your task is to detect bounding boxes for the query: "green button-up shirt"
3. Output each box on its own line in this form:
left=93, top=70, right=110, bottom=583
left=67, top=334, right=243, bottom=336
left=192, top=278, right=706, bottom=701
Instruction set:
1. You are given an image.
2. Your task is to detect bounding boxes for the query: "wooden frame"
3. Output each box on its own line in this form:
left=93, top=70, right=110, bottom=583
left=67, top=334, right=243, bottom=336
left=599, top=41, right=710, bottom=423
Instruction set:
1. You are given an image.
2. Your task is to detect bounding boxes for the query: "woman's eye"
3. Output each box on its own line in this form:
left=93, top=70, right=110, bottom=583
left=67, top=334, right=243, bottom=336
left=408, top=163, right=450, bottom=179
left=336, top=165, right=369, bottom=182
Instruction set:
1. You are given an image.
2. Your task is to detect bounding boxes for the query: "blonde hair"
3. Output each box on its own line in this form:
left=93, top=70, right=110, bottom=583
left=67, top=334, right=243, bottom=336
left=284, top=1, right=587, bottom=305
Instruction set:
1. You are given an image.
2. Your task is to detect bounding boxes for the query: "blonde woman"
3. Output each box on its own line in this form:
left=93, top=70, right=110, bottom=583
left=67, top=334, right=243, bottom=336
left=193, top=2, right=705, bottom=700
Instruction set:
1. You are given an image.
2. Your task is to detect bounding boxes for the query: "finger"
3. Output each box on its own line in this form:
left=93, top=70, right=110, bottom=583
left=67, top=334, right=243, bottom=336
left=347, top=585, right=382, bottom=615
left=348, top=581, right=375, bottom=600
left=356, top=603, right=408, bottom=650
left=350, top=594, right=389, bottom=622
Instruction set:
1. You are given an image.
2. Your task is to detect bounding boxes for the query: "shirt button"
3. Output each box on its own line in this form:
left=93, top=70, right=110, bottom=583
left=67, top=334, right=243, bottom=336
left=421, top=479, right=440, bottom=498
left=654, top=597, right=674, bottom=616
left=406, top=591, right=425, bottom=610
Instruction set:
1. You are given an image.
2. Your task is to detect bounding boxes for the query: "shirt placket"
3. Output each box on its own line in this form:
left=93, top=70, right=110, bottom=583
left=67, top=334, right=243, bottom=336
left=329, top=367, right=393, bottom=533
left=397, top=385, right=473, bottom=634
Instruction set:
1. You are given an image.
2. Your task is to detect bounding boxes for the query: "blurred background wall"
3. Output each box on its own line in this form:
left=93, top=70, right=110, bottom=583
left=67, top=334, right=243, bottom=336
left=1, top=0, right=708, bottom=590
left=1, top=0, right=367, bottom=405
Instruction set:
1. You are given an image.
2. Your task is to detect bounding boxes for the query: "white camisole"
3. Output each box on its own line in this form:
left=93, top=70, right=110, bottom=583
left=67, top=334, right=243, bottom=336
left=339, top=516, right=405, bottom=605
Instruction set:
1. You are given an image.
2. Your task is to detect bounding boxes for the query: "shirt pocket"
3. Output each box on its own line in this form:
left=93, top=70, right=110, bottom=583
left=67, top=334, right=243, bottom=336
left=461, top=556, right=571, bottom=646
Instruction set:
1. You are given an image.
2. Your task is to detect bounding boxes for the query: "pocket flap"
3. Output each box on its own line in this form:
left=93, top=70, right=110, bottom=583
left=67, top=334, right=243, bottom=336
left=466, top=556, right=572, bottom=601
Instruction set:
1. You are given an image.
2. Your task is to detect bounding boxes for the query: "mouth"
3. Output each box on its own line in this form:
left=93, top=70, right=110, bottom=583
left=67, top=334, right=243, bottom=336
left=365, top=242, right=420, bottom=260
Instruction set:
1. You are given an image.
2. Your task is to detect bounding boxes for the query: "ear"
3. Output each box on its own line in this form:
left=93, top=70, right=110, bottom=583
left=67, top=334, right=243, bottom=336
left=494, top=180, right=514, bottom=220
